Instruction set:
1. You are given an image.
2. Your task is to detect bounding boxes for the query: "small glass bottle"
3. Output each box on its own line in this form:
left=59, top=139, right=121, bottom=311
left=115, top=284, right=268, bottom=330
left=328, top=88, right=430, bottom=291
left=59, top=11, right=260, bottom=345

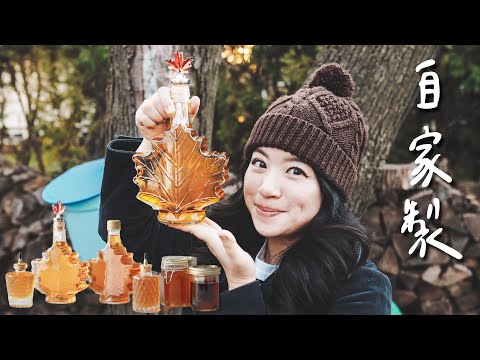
left=161, top=256, right=190, bottom=308
left=5, top=253, right=35, bottom=308
left=188, top=265, right=221, bottom=312
left=133, top=254, right=161, bottom=313
left=88, top=220, right=141, bottom=304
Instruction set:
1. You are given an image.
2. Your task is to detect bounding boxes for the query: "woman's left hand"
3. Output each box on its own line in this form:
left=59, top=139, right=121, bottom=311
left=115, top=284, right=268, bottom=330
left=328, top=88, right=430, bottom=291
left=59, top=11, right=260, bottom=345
left=168, top=218, right=256, bottom=291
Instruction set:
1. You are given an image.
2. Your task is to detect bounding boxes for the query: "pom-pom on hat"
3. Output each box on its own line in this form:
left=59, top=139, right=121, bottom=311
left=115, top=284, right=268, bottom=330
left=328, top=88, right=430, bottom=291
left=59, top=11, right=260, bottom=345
left=244, top=63, right=368, bottom=200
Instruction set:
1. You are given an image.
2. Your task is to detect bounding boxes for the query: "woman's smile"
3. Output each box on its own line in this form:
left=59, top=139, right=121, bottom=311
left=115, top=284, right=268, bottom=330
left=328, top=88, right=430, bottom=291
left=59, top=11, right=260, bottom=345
left=255, top=204, right=285, bottom=217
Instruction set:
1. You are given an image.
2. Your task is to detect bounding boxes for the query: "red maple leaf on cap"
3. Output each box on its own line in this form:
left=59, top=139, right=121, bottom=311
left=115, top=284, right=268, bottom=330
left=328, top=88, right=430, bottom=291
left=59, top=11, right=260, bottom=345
left=52, top=200, right=66, bottom=215
left=166, top=50, right=193, bottom=74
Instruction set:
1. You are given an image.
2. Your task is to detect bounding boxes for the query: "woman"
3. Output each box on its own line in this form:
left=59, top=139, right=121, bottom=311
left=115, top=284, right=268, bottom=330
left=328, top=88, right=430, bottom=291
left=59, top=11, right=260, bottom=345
left=99, top=63, right=392, bottom=314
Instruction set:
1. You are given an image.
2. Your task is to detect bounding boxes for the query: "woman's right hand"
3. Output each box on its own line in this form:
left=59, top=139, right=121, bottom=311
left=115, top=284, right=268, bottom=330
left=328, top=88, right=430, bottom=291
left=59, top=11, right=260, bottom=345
left=167, top=218, right=257, bottom=291
left=135, top=86, right=200, bottom=154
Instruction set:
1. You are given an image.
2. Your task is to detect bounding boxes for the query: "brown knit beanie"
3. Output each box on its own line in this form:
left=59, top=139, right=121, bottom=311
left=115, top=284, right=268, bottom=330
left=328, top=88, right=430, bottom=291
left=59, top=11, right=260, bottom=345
left=244, top=63, right=368, bottom=200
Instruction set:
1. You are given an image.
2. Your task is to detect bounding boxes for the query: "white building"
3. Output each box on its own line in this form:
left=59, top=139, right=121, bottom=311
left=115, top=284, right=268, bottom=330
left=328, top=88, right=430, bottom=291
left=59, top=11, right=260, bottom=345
left=1, top=79, right=28, bottom=145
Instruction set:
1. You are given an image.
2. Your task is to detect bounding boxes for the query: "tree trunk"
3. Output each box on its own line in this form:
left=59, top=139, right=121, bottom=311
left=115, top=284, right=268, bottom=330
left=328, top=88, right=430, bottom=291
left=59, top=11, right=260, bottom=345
left=104, top=45, right=222, bottom=151
left=0, top=90, right=5, bottom=150
left=31, top=135, right=45, bottom=174
left=308, top=45, right=440, bottom=218
left=104, top=45, right=143, bottom=145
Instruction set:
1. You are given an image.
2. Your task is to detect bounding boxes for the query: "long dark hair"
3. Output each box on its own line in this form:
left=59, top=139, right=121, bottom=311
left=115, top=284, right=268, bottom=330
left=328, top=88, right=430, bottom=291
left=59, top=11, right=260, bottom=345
left=205, top=156, right=371, bottom=314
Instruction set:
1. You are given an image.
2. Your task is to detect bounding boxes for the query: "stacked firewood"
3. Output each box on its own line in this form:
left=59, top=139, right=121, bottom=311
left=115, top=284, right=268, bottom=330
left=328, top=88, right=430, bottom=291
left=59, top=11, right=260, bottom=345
left=362, top=163, right=480, bottom=314
left=0, top=158, right=108, bottom=315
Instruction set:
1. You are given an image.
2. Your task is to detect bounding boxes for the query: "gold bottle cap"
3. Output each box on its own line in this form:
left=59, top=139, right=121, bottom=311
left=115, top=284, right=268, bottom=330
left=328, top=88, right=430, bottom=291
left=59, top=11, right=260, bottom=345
left=13, top=252, right=28, bottom=272
left=141, top=253, right=153, bottom=274
left=188, top=265, right=221, bottom=276
left=107, top=220, right=121, bottom=231
left=161, top=256, right=189, bottom=270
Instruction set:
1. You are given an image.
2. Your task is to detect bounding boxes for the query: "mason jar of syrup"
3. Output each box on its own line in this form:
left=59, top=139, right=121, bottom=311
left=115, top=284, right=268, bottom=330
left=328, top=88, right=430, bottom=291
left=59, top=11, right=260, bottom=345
left=161, top=256, right=190, bottom=308
left=188, top=265, right=221, bottom=312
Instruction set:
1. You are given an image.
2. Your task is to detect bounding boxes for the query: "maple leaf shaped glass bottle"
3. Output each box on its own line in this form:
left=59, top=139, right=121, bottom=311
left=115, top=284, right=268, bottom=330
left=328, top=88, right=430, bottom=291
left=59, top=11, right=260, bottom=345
left=88, top=220, right=141, bottom=304
left=133, top=50, right=230, bottom=224
left=32, top=201, right=89, bottom=304
left=5, top=252, right=35, bottom=308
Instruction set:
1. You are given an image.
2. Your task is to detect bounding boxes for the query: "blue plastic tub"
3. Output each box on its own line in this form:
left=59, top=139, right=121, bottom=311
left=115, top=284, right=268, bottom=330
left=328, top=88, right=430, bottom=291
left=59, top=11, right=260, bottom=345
left=41, top=158, right=105, bottom=261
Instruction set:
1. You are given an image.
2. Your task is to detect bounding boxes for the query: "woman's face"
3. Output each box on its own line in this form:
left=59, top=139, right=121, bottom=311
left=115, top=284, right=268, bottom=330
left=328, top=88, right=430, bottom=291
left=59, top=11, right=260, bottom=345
left=244, top=147, right=323, bottom=242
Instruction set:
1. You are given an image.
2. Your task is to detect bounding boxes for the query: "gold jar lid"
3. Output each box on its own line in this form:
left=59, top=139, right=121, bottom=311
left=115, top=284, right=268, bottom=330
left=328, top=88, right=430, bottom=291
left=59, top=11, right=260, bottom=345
left=107, top=220, right=121, bottom=231
left=188, top=265, right=221, bottom=276
left=161, top=256, right=188, bottom=270
left=186, top=256, right=197, bottom=267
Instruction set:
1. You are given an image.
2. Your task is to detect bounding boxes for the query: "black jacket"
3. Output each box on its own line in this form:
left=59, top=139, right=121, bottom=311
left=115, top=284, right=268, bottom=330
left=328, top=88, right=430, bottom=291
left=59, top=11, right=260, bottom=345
left=99, top=136, right=392, bottom=315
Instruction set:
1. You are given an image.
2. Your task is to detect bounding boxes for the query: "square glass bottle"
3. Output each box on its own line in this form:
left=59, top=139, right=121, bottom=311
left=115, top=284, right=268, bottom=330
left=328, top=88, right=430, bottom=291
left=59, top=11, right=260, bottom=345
left=5, top=253, right=35, bottom=308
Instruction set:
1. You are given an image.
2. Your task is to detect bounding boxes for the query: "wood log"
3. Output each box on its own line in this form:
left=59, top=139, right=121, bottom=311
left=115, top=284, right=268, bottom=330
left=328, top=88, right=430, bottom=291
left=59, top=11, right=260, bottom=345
left=448, top=279, right=480, bottom=313
left=392, top=233, right=414, bottom=262
left=433, top=176, right=463, bottom=202
left=462, top=258, right=478, bottom=269
left=447, top=279, right=472, bottom=298
left=457, top=180, right=480, bottom=200
left=464, top=243, right=480, bottom=258
left=421, top=264, right=472, bottom=287
left=376, top=163, right=416, bottom=193
left=0, top=212, right=11, bottom=231
left=1, top=228, right=17, bottom=250
left=361, top=206, right=385, bottom=243
left=377, top=246, right=399, bottom=275
left=462, top=213, right=480, bottom=242
left=22, top=176, right=51, bottom=193
left=32, top=187, right=47, bottom=207
left=0, top=176, right=13, bottom=198
left=11, top=171, right=36, bottom=184
left=393, top=289, right=417, bottom=308
left=465, top=194, right=480, bottom=212
left=397, top=269, right=421, bottom=290
left=10, top=193, right=38, bottom=225
left=403, top=245, right=450, bottom=268
left=439, top=200, right=468, bottom=234
left=22, top=233, right=51, bottom=266
left=417, top=283, right=447, bottom=301
left=421, top=298, right=453, bottom=315
left=473, top=267, right=480, bottom=284
left=405, top=189, right=434, bottom=218
left=0, top=191, right=17, bottom=216
left=12, top=227, right=31, bottom=252
left=381, top=206, right=404, bottom=236
left=25, top=220, right=43, bottom=234
left=368, top=243, right=384, bottom=262
left=2, top=167, right=15, bottom=177
left=453, top=292, right=480, bottom=313
left=448, top=232, right=470, bottom=254
left=451, top=194, right=469, bottom=213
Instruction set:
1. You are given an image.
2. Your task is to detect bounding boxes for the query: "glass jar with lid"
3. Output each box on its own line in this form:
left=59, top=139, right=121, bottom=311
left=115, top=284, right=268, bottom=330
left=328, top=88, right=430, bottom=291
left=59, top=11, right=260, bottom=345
left=161, top=256, right=190, bottom=307
left=188, top=265, right=221, bottom=311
